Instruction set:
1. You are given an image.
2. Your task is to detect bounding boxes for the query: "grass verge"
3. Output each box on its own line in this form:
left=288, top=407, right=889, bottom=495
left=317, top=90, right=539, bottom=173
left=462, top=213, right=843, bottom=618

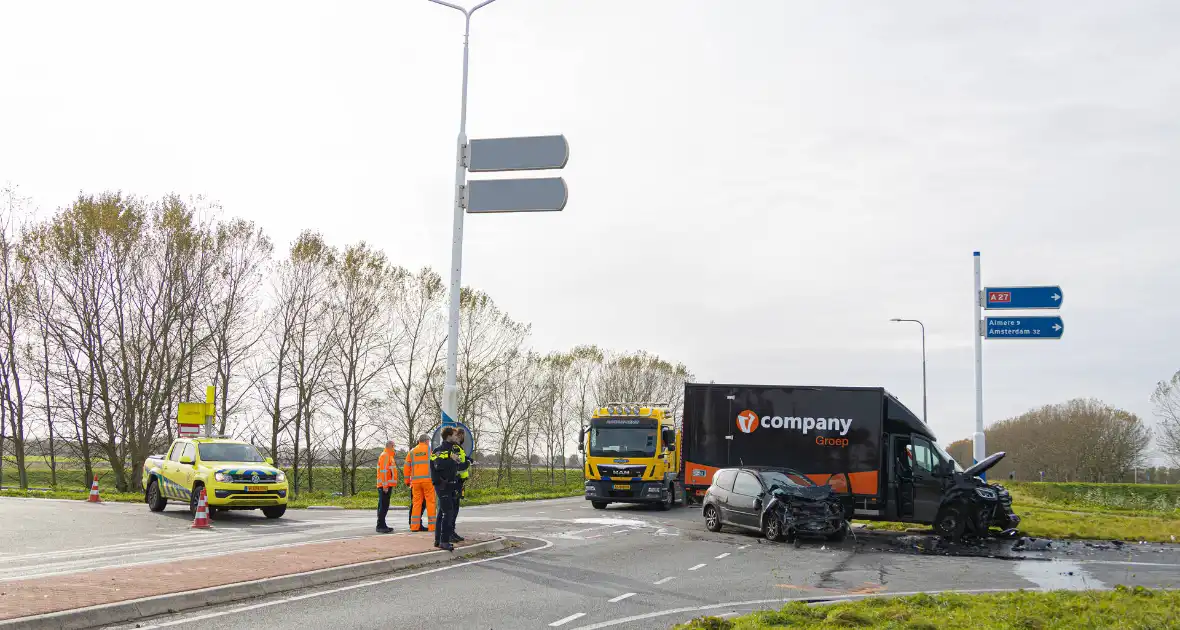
left=674, top=587, right=1180, bottom=630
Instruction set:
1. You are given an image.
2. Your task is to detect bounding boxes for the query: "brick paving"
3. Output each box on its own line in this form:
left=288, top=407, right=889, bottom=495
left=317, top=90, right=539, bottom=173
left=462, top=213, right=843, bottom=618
left=0, top=532, right=490, bottom=621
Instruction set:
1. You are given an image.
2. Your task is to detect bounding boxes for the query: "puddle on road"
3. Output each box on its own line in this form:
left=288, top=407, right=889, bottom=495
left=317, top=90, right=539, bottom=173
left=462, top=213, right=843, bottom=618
left=1015, top=559, right=1106, bottom=590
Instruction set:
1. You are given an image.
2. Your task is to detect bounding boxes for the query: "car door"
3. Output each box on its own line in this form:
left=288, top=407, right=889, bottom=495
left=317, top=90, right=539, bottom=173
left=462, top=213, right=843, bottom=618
left=711, top=469, right=738, bottom=524
left=891, top=435, right=915, bottom=520
left=729, top=471, right=765, bottom=530
left=178, top=442, right=197, bottom=494
left=910, top=436, right=943, bottom=523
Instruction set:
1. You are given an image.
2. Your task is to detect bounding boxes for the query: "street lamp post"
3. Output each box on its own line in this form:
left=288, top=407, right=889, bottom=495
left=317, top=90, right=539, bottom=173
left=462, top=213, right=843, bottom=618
left=427, top=0, right=501, bottom=426
left=890, top=318, right=927, bottom=423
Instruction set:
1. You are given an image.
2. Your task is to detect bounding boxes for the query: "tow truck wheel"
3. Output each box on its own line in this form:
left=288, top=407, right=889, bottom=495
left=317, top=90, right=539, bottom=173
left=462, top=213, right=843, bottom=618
left=657, top=485, right=673, bottom=511
left=703, top=505, right=722, bottom=532
left=145, top=479, right=167, bottom=512
left=591, top=501, right=609, bottom=510
left=934, top=503, right=967, bottom=540
left=262, top=505, right=287, bottom=519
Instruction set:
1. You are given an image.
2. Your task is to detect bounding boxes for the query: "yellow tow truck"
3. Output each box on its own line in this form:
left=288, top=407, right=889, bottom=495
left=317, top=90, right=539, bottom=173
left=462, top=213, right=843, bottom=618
left=578, top=402, right=682, bottom=510
left=142, top=437, right=289, bottom=519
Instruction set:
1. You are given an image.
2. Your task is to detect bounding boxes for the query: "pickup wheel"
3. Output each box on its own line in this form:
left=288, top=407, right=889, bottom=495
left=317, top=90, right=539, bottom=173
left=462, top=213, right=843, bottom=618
left=189, top=484, right=204, bottom=516
left=262, top=505, right=287, bottom=519
left=591, top=501, right=609, bottom=510
left=145, top=479, right=167, bottom=512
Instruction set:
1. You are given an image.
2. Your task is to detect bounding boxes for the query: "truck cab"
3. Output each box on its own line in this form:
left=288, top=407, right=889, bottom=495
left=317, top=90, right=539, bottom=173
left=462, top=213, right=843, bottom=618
left=579, top=402, right=681, bottom=510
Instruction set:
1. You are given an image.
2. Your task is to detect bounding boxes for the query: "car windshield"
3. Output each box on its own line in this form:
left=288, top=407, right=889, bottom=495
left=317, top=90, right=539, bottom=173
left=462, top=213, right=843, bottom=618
left=589, top=427, right=656, bottom=458
left=198, top=442, right=265, bottom=463
left=761, top=470, right=816, bottom=490
left=934, top=443, right=964, bottom=472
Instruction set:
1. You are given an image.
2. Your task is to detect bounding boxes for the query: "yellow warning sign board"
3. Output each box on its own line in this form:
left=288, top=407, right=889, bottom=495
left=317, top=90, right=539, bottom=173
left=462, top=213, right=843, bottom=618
left=178, top=402, right=206, bottom=426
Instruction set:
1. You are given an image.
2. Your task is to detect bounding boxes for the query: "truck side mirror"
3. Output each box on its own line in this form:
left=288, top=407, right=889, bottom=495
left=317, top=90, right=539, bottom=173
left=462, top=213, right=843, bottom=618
left=577, top=428, right=585, bottom=452
left=265, top=457, right=274, bottom=466
left=179, top=456, right=193, bottom=465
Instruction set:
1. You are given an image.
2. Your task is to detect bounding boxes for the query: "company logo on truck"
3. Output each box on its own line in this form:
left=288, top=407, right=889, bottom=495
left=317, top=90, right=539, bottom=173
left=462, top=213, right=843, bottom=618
left=736, top=410, right=760, bottom=433
left=735, top=411, right=854, bottom=436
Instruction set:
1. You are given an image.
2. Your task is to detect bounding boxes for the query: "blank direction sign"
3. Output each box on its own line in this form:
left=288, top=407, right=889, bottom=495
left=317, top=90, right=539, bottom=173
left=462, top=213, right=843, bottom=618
left=468, top=135, right=569, bottom=172
left=467, top=177, right=568, bottom=213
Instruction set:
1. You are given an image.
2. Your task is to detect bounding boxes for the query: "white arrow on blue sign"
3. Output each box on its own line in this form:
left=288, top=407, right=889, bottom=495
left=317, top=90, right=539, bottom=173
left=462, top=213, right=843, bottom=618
left=984, top=316, right=1064, bottom=340
left=984, top=286, right=1063, bottom=310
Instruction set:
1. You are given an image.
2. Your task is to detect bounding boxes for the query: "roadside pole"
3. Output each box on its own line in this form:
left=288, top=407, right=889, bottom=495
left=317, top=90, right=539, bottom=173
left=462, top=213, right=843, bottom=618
left=973, top=253, right=985, bottom=474
left=974, top=251, right=1066, bottom=480
left=427, top=0, right=570, bottom=429
left=205, top=385, right=216, bottom=438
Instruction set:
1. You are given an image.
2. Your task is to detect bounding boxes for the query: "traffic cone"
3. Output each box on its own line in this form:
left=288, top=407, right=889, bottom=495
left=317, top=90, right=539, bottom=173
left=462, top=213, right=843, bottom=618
left=87, top=475, right=101, bottom=503
left=191, top=487, right=211, bottom=529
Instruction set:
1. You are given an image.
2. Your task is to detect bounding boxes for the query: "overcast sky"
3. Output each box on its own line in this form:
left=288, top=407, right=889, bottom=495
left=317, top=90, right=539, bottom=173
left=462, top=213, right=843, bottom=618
left=2, top=1, right=1177, bottom=456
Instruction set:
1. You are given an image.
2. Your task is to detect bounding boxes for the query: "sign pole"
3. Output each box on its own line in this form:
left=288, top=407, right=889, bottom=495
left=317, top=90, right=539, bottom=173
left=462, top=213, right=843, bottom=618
left=205, top=385, right=216, bottom=438
left=973, top=252, right=986, bottom=477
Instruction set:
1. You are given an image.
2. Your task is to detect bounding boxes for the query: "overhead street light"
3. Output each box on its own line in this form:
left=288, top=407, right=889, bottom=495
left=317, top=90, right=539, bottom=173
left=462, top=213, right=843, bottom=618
left=890, top=318, right=928, bottom=425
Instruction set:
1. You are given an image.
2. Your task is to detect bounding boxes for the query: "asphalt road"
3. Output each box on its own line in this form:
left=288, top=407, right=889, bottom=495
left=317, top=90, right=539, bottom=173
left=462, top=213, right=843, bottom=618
left=4, top=496, right=1179, bottom=629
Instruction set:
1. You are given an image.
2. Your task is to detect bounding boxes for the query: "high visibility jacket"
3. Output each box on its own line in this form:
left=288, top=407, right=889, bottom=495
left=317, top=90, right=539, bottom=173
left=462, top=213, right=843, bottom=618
left=403, top=442, right=432, bottom=485
left=430, top=443, right=468, bottom=490
left=376, top=448, right=399, bottom=489
left=456, top=445, right=470, bottom=480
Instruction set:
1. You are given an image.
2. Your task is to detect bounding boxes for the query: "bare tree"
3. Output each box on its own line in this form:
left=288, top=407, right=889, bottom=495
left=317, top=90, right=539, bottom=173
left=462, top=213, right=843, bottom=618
left=594, top=350, right=691, bottom=417
left=488, top=350, right=544, bottom=484
left=388, top=267, right=446, bottom=450
left=328, top=243, right=397, bottom=495
left=0, top=186, right=31, bottom=488
left=1151, top=371, right=1180, bottom=467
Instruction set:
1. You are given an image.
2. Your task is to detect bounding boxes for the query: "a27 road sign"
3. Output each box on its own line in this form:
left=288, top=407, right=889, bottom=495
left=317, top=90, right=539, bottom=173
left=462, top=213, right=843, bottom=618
left=984, top=286, right=1063, bottom=310
left=984, top=316, right=1064, bottom=340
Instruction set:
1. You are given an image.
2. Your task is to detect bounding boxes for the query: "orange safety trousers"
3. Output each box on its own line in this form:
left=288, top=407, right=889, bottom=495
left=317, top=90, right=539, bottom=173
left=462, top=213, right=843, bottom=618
left=410, top=481, right=437, bottom=531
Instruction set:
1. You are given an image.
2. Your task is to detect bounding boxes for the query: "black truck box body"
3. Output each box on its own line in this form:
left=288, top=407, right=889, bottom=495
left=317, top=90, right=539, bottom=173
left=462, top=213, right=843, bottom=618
left=681, top=382, right=933, bottom=500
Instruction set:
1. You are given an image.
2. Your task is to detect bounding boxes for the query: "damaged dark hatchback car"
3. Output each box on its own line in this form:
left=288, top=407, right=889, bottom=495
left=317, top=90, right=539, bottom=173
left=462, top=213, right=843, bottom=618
left=703, top=467, right=849, bottom=544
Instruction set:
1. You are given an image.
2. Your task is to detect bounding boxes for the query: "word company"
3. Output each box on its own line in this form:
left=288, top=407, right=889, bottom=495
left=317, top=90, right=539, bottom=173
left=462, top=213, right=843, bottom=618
left=736, top=410, right=853, bottom=436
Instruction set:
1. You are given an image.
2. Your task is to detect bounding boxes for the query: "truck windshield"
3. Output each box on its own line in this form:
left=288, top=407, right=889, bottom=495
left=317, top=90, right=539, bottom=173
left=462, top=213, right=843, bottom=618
left=198, top=443, right=265, bottom=463
left=589, top=427, right=656, bottom=458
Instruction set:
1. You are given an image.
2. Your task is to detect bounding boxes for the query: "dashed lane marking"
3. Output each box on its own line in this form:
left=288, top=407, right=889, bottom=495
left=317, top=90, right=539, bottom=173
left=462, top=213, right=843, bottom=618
left=550, top=612, right=587, bottom=627
left=715, top=553, right=730, bottom=559
left=609, top=593, right=636, bottom=603
left=737, top=545, right=749, bottom=550
left=653, top=576, right=676, bottom=585
left=688, top=563, right=706, bottom=571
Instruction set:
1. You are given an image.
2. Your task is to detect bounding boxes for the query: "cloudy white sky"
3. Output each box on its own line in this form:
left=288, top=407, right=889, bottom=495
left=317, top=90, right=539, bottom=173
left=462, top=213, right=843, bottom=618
left=2, top=1, right=1177, bottom=455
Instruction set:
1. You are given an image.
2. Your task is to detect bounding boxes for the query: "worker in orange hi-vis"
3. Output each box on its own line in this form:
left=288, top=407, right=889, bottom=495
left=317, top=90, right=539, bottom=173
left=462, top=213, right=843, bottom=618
left=403, top=434, right=436, bottom=532
left=375, top=440, right=399, bottom=534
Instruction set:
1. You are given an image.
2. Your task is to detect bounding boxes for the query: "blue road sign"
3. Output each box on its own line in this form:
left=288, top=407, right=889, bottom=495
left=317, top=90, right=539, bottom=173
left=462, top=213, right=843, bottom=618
left=984, top=286, right=1063, bottom=310
left=984, top=316, right=1064, bottom=340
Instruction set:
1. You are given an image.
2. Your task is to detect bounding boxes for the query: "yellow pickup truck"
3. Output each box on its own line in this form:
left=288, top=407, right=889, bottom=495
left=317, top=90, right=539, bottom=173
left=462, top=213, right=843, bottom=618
left=142, top=437, right=289, bottom=519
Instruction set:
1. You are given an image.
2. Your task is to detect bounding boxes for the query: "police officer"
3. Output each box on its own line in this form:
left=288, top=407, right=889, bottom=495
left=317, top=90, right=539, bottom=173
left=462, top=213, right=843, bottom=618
left=429, top=427, right=469, bottom=551
left=451, top=429, right=473, bottom=543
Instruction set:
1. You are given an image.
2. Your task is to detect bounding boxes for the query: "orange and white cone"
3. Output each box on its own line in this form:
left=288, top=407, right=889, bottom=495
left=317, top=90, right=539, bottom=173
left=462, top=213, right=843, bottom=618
left=191, top=487, right=211, bottom=529
left=87, top=475, right=101, bottom=503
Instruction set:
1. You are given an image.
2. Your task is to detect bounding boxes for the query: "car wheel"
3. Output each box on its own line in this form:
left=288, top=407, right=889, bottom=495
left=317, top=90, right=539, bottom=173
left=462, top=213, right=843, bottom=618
left=935, top=504, right=967, bottom=540
left=703, top=505, right=722, bottom=532
left=591, top=501, right=609, bottom=510
left=262, top=505, right=287, bottom=519
left=188, top=485, right=203, bottom=516
left=146, top=479, right=167, bottom=512
left=764, top=515, right=786, bottom=542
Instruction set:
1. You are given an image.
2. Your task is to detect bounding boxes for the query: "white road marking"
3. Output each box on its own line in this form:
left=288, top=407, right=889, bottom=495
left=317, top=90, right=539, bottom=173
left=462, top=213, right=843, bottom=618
left=688, top=563, right=706, bottom=571
left=550, top=612, right=587, bottom=627
left=737, top=545, right=749, bottom=550
left=653, top=576, right=676, bottom=585
left=608, top=592, right=636, bottom=603
left=567, top=588, right=1032, bottom=630
left=612, top=529, right=629, bottom=534
left=135, top=537, right=555, bottom=628
left=715, top=553, right=730, bottom=559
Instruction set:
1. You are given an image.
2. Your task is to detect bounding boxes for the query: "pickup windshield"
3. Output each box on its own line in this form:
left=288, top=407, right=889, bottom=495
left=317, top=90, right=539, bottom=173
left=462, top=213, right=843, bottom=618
left=589, top=427, right=656, bottom=458
left=198, top=443, right=265, bottom=463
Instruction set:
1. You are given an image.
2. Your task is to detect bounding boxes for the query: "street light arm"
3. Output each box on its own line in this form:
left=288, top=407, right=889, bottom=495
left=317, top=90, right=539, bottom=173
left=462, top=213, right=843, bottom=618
left=425, top=0, right=500, bottom=17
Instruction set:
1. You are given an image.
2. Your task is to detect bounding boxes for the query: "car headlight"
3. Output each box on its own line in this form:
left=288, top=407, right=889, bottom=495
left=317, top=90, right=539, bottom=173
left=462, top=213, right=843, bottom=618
left=975, top=487, right=998, bottom=500
left=276, top=472, right=286, bottom=482
left=214, top=472, right=227, bottom=482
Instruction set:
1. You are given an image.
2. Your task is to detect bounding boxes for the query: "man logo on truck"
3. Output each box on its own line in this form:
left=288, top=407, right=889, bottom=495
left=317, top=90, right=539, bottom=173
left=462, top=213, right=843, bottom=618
left=736, top=411, right=854, bottom=436
left=736, top=410, right=760, bottom=433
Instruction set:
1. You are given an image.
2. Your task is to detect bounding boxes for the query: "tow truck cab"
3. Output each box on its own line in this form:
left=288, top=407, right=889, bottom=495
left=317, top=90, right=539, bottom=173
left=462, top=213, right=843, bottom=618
left=579, top=403, right=681, bottom=510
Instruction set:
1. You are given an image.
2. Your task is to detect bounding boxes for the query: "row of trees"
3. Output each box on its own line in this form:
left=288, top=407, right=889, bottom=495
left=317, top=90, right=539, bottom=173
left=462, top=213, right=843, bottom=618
left=946, top=398, right=1155, bottom=482
left=0, top=187, right=691, bottom=495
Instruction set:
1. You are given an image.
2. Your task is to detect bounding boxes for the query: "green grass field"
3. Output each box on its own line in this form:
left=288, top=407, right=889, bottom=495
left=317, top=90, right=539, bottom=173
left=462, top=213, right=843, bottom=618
left=0, top=464, right=585, bottom=509
left=856, top=482, right=1180, bottom=543
left=673, top=587, right=1180, bottom=630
